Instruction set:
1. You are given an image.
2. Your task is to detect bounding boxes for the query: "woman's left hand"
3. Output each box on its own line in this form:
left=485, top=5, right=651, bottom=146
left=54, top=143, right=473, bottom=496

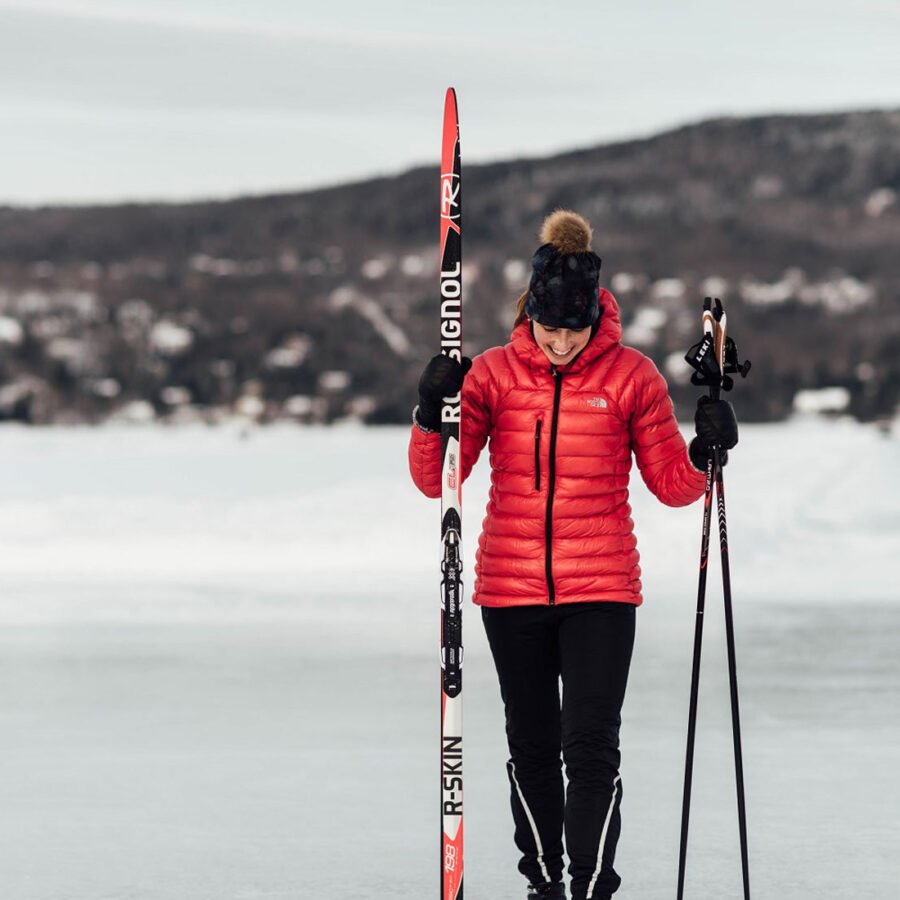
left=695, top=397, right=738, bottom=450
left=689, top=397, right=738, bottom=469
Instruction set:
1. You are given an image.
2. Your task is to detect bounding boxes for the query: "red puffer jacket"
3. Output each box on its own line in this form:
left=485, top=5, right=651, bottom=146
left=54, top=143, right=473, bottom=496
left=408, top=288, right=706, bottom=607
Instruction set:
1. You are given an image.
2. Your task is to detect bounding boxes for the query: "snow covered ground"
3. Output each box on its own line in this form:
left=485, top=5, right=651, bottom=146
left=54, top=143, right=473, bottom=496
left=0, top=420, right=897, bottom=899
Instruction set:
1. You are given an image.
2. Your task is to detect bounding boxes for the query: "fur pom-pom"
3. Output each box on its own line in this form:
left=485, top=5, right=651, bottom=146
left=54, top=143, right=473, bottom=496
left=539, top=209, right=592, bottom=254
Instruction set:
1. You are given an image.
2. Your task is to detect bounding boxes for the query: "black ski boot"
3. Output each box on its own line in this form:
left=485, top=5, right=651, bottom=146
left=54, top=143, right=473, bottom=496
left=527, top=883, right=566, bottom=900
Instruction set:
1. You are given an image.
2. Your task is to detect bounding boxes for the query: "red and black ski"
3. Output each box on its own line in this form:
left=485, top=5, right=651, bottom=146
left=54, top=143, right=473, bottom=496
left=439, top=86, right=463, bottom=900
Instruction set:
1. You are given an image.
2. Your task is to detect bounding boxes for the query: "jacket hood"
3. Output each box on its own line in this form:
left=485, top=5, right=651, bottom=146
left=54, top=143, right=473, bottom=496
left=509, top=287, right=623, bottom=373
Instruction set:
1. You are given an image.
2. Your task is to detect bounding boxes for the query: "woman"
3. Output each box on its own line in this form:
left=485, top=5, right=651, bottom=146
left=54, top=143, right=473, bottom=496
left=408, top=211, right=737, bottom=900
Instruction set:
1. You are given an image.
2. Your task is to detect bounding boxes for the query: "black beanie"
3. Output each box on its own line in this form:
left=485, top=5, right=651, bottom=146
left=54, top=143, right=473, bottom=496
left=523, top=210, right=602, bottom=330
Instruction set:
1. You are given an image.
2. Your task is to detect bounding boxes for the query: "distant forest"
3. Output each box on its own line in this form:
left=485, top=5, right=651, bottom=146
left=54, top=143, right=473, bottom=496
left=0, top=108, right=898, bottom=425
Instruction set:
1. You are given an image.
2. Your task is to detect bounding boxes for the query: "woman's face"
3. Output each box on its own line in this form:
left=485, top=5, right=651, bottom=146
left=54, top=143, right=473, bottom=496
left=532, top=320, right=591, bottom=366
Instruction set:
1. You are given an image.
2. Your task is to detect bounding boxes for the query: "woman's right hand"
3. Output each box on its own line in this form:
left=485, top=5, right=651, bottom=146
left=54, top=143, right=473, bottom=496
left=415, top=353, right=472, bottom=430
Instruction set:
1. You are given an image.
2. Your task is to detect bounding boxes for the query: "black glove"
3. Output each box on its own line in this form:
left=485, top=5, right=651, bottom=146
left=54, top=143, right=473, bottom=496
left=415, top=353, right=472, bottom=430
left=689, top=397, right=738, bottom=470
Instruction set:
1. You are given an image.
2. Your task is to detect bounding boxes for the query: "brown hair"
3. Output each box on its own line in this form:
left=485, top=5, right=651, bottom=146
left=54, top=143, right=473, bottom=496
left=512, top=290, right=529, bottom=328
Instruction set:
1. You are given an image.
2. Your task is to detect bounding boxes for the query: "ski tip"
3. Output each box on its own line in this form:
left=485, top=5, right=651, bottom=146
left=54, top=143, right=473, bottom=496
left=444, top=87, right=459, bottom=125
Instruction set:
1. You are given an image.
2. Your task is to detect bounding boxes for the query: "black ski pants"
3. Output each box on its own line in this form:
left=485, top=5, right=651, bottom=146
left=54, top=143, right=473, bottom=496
left=482, top=601, right=635, bottom=900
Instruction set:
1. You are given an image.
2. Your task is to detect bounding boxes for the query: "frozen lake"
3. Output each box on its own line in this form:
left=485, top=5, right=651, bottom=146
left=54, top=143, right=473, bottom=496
left=0, top=421, right=897, bottom=899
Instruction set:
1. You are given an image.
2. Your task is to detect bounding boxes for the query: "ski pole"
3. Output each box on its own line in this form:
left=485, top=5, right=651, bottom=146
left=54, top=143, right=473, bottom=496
left=677, top=299, right=717, bottom=900
left=711, top=306, right=751, bottom=900
left=679, top=297, right=751, bottom=899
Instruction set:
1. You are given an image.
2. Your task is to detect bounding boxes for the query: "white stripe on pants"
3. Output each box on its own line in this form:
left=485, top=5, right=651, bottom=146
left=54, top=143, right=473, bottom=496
left=508, top=760, right=552, bottom=884
left=585, top=775, right=621, bottom=898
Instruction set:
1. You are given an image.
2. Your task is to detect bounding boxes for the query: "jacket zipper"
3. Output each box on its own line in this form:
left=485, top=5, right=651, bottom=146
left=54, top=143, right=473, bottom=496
left=545, top=368, right=563, bottom=605
left=534, top=419, right=542, bottom=490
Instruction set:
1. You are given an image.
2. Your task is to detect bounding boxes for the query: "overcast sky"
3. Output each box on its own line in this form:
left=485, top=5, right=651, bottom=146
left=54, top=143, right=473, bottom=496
left=2, top=0, right=899, bottom=206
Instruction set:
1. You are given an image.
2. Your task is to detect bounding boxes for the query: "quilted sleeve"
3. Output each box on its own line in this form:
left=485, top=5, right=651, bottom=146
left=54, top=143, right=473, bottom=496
left=628, top=355, right=706, bottom=507
left=408, top=354, right=493, bottom=498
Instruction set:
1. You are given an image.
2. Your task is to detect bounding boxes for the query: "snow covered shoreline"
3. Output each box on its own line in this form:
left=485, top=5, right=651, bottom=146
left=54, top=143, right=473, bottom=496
left=0, top=420, right=897, bottom=898
left=0, top=418, right=895, bottom=624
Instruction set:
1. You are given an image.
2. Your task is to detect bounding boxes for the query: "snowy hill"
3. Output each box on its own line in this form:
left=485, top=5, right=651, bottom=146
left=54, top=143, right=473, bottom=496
left=0, top=109, right=899, bottom=425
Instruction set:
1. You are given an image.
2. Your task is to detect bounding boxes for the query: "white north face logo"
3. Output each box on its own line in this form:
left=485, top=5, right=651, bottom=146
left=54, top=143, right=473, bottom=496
left=587, top=397, right=607, bottom=409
